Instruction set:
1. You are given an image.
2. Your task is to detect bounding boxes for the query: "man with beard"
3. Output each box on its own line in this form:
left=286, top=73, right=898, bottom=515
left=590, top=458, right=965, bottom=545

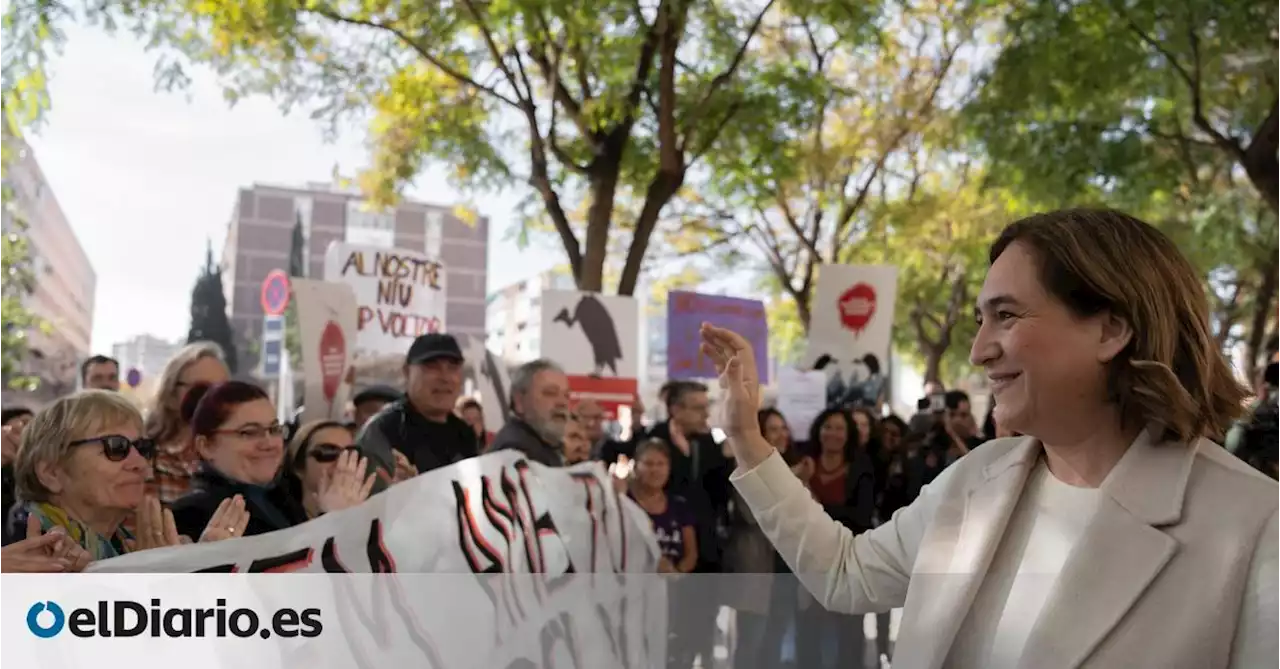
left=357, top=334, right=478, bottom=483
left=491, top=359, right=571, bottom=466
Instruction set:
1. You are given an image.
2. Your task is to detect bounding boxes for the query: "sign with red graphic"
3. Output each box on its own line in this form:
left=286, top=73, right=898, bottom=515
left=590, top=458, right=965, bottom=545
left=566, top=376, right=639, bottom=420
left=838, top=283, right=877, bottom=335
left=806, top=265, right=899, bottom=376
left=319, top=321, right=347, bottom=402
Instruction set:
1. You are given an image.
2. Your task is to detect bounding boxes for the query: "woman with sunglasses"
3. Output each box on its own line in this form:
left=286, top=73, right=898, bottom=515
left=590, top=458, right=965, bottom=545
left=286, top=420, right=380, bottom=520
left=9, top=391, right=239, bottom=560
left=171, top=382, right=375, bottom=539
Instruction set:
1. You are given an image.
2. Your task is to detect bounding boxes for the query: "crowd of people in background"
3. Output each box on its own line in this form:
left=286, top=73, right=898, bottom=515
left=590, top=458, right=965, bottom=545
left=1, top=286, right=1276, bottom=669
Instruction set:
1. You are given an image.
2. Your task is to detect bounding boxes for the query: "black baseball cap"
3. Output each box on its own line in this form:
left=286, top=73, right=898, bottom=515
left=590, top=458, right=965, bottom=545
left=406, top=333, right=464, bottom=366
left=352, top=385, right=401, bottom=405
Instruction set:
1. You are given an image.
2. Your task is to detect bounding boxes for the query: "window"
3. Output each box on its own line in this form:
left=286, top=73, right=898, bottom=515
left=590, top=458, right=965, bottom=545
left=345, top=200, right=395, bottom=247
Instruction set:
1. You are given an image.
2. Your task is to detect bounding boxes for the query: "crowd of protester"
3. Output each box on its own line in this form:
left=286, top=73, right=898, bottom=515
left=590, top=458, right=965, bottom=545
left=1, top=250, right=1276, bottom=669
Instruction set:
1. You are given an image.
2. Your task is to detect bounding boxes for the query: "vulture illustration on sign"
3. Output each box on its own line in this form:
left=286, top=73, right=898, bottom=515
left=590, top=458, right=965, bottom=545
left=553, top=295, right=623, bottom=376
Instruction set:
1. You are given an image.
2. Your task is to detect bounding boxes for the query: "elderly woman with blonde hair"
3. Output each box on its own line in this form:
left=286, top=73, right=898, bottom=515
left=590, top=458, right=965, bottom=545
left=144, top=342, right=230, bottom=503
left=12, top=391, right=246, bottom=561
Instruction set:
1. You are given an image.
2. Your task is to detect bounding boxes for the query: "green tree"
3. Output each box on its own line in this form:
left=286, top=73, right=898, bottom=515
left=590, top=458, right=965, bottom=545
left=966, top=0, right=1279, bottom=381
left=0, top=0, right=65, bottom=390
left=67, top=0, right=781, bottom=295
left=685, top=0, right=1003, bottom=382
left=283, top=212, right=305, bottom=369
left=188, top=241, right=239, bottom=373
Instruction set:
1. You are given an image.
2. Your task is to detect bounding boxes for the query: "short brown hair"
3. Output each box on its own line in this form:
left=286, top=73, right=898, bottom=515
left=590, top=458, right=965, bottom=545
left=634, top=438, right=672, bottom=461
left=15, top=390, right=145, bottom=502
left=991, top=208, right=1247, bottom=443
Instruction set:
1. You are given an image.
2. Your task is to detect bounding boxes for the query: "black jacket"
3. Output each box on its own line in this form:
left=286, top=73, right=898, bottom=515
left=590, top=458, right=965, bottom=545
left=170, top=465, right=309, bottom=540
left=490, top=418, right=563, bottom=467
left=646, top=421, right=733, bottom=571
left=356, top=398, right=479, bottom=480
left=0, top=465, right=15, bottom=545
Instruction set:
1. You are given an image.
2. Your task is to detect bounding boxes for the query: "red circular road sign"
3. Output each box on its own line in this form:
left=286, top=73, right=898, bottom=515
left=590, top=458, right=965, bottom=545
left=261, top=270, right=291, bottom=316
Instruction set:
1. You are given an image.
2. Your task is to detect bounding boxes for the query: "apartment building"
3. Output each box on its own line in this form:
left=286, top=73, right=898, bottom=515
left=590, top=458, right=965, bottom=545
left=221, top=182, right=488, bottom=372
left=2, top=138, right=96, bottom=405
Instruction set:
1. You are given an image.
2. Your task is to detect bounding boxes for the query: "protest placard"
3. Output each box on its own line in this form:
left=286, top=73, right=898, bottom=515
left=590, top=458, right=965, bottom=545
left=666, top=291, right=769, bottom=384
left=323, top=242, right=447, bottom=356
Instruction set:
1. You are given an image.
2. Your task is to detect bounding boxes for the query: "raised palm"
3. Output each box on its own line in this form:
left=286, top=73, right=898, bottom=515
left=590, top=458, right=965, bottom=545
left=698, top=323, right=762, bottom=440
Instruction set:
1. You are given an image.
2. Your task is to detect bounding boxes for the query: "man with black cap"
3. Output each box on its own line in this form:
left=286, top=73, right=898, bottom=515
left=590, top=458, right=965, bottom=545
left=356, top=333, right=479, bottom=482
left=351, top=385, right=401, bottom=429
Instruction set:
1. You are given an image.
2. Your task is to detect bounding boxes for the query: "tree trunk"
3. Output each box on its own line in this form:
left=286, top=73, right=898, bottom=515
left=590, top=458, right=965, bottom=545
left=579, top=146, right=625, bottom=292
left=1244, top=252, right=1279, bottom=382
left=1243, top=103, right=1279, bottom=214
left=922, top=346, right=944, bottom=386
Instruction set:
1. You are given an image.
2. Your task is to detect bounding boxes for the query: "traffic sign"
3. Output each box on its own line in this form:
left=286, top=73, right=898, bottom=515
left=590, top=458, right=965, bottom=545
left=261, top=270, right=291, bottom=316
left=125, top=368, right=142, bottom=388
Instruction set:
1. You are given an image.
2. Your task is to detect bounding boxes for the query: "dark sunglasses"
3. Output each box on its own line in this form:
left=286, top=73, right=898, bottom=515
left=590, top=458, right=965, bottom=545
left=308, top=443, right=361, bottom=463
left=69, top=435, right=157, bottom=462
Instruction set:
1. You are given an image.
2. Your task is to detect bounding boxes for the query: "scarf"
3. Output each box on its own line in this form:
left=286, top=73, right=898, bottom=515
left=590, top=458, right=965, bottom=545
left=24, top=501, right=134, bottom=560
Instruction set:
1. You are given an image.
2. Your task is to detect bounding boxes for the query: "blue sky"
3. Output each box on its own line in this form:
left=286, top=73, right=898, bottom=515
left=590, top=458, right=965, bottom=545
left=28, top=23, right=558, bottom=353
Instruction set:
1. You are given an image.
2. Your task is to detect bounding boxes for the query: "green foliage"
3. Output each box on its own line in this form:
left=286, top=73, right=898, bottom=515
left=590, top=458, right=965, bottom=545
left=283, top=213, right=305, bottom=369
left=76, top=0, right=781, bottom=295
left=966, top=0, right=1277, bottom=209
left=187, top=242, right=239, bottom=373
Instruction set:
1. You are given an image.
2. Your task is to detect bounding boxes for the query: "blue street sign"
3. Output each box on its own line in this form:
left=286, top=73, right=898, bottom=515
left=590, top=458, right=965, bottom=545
left=262, top=338, right=282, bottom=378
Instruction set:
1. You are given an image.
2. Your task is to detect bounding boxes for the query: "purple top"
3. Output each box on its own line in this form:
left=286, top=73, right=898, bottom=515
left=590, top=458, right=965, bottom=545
left=633, top=492, right=695, bottom=564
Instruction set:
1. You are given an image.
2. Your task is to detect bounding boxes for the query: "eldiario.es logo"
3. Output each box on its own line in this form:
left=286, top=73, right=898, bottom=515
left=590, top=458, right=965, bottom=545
left=26, top=599, right=322, bottom=639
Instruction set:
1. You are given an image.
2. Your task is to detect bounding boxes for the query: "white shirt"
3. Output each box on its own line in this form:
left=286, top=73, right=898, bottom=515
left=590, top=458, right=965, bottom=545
left=947, top=459, right=1103, bottom=668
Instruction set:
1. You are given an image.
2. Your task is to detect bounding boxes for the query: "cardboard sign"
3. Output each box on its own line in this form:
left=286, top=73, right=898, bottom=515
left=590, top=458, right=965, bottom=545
left=292, top=279, right=358, bottom=423
left=539, top=291, right=639, bottom=418
left=666, top=291, right=769, bottom=384
left=323, top=242, right=447, bottom=356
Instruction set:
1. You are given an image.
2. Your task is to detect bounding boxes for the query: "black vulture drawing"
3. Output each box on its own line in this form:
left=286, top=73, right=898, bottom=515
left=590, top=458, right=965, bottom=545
left=553, top=295, right=623, bottom=376
left=480, top=348, right=512, bottom=423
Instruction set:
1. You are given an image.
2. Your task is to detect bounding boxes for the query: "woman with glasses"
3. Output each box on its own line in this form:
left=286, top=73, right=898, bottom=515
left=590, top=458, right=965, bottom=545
left=285, top=420, right=379, bottom=520
left=171, top=382, right=374, bottom=539
left=9, top=391, right=238, bottom=560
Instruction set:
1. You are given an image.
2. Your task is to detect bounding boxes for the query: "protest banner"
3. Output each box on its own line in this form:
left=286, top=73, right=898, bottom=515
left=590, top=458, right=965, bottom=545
left=666, top=291, right=769, bottom=384
left=292, top=279, right=358, bottom=423
left=776, top=367, right=829, bottom=436
left=540, top=291, right=639, bottom=418
left=323, top=241, right=447, bottom=356
left=24, top=453, right=666, bottom=669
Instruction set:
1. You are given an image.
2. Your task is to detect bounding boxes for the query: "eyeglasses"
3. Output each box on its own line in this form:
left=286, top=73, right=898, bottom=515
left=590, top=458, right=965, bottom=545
left=215, top=424, right=286, bottom=441
left=308, top=444, right=361, bottom=463
left=69, top=435, right=157, bottom=462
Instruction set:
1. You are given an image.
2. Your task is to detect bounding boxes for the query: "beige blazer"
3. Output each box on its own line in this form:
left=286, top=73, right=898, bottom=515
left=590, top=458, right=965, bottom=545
left=732, top=430, right=1278, bottom=668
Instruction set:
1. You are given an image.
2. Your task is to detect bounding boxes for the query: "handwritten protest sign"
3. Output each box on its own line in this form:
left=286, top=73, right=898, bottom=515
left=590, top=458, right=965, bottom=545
left=54, top=453, right=664, bottom=669
left=323, top=242, right=447, bottom=356
left=667, top=291, right=770, bottom=384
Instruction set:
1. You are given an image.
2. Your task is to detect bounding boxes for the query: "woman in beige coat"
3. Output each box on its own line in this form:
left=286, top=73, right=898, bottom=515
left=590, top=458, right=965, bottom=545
left=700, top=208, right=1277, bottom=669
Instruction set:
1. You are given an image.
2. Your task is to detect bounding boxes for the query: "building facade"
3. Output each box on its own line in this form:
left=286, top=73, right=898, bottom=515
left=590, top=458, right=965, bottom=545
left=111, top=334, right=182, bottom=388
left=222, top=183, right=488, bottom=373
left=2, top=138, right=96, bottom=405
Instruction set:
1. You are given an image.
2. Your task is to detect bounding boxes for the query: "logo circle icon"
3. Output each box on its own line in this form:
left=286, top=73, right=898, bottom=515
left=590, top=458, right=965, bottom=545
left=27, top=601, right=65, bottom=638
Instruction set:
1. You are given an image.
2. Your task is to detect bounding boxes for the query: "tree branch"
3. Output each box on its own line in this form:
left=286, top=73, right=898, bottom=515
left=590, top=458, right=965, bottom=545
left=680, top=0, right=776, bottom=153
left=1109, top=2, right=1242, bottom=157
left=306, top=6, right=521, bottom=109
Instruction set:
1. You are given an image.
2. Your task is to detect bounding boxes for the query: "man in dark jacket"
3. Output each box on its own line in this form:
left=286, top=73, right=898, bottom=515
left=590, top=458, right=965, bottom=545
left=490, top=359, right=571, bottom=466
left=357, top=334, right=478, bottom=485
left=644, top=380, right=732, bottom=669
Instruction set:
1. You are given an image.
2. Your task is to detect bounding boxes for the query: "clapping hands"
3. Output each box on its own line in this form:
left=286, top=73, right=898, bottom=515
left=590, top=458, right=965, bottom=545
left=199, top=495, right=250, bottom=542
left=315, top=450, right=376, bottom=514
left=1, top=515, right=92, bottom=573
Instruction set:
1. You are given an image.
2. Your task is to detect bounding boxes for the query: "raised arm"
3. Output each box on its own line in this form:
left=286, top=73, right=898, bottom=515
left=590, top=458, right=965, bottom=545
left=699, top=323, right=945, bottom=614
